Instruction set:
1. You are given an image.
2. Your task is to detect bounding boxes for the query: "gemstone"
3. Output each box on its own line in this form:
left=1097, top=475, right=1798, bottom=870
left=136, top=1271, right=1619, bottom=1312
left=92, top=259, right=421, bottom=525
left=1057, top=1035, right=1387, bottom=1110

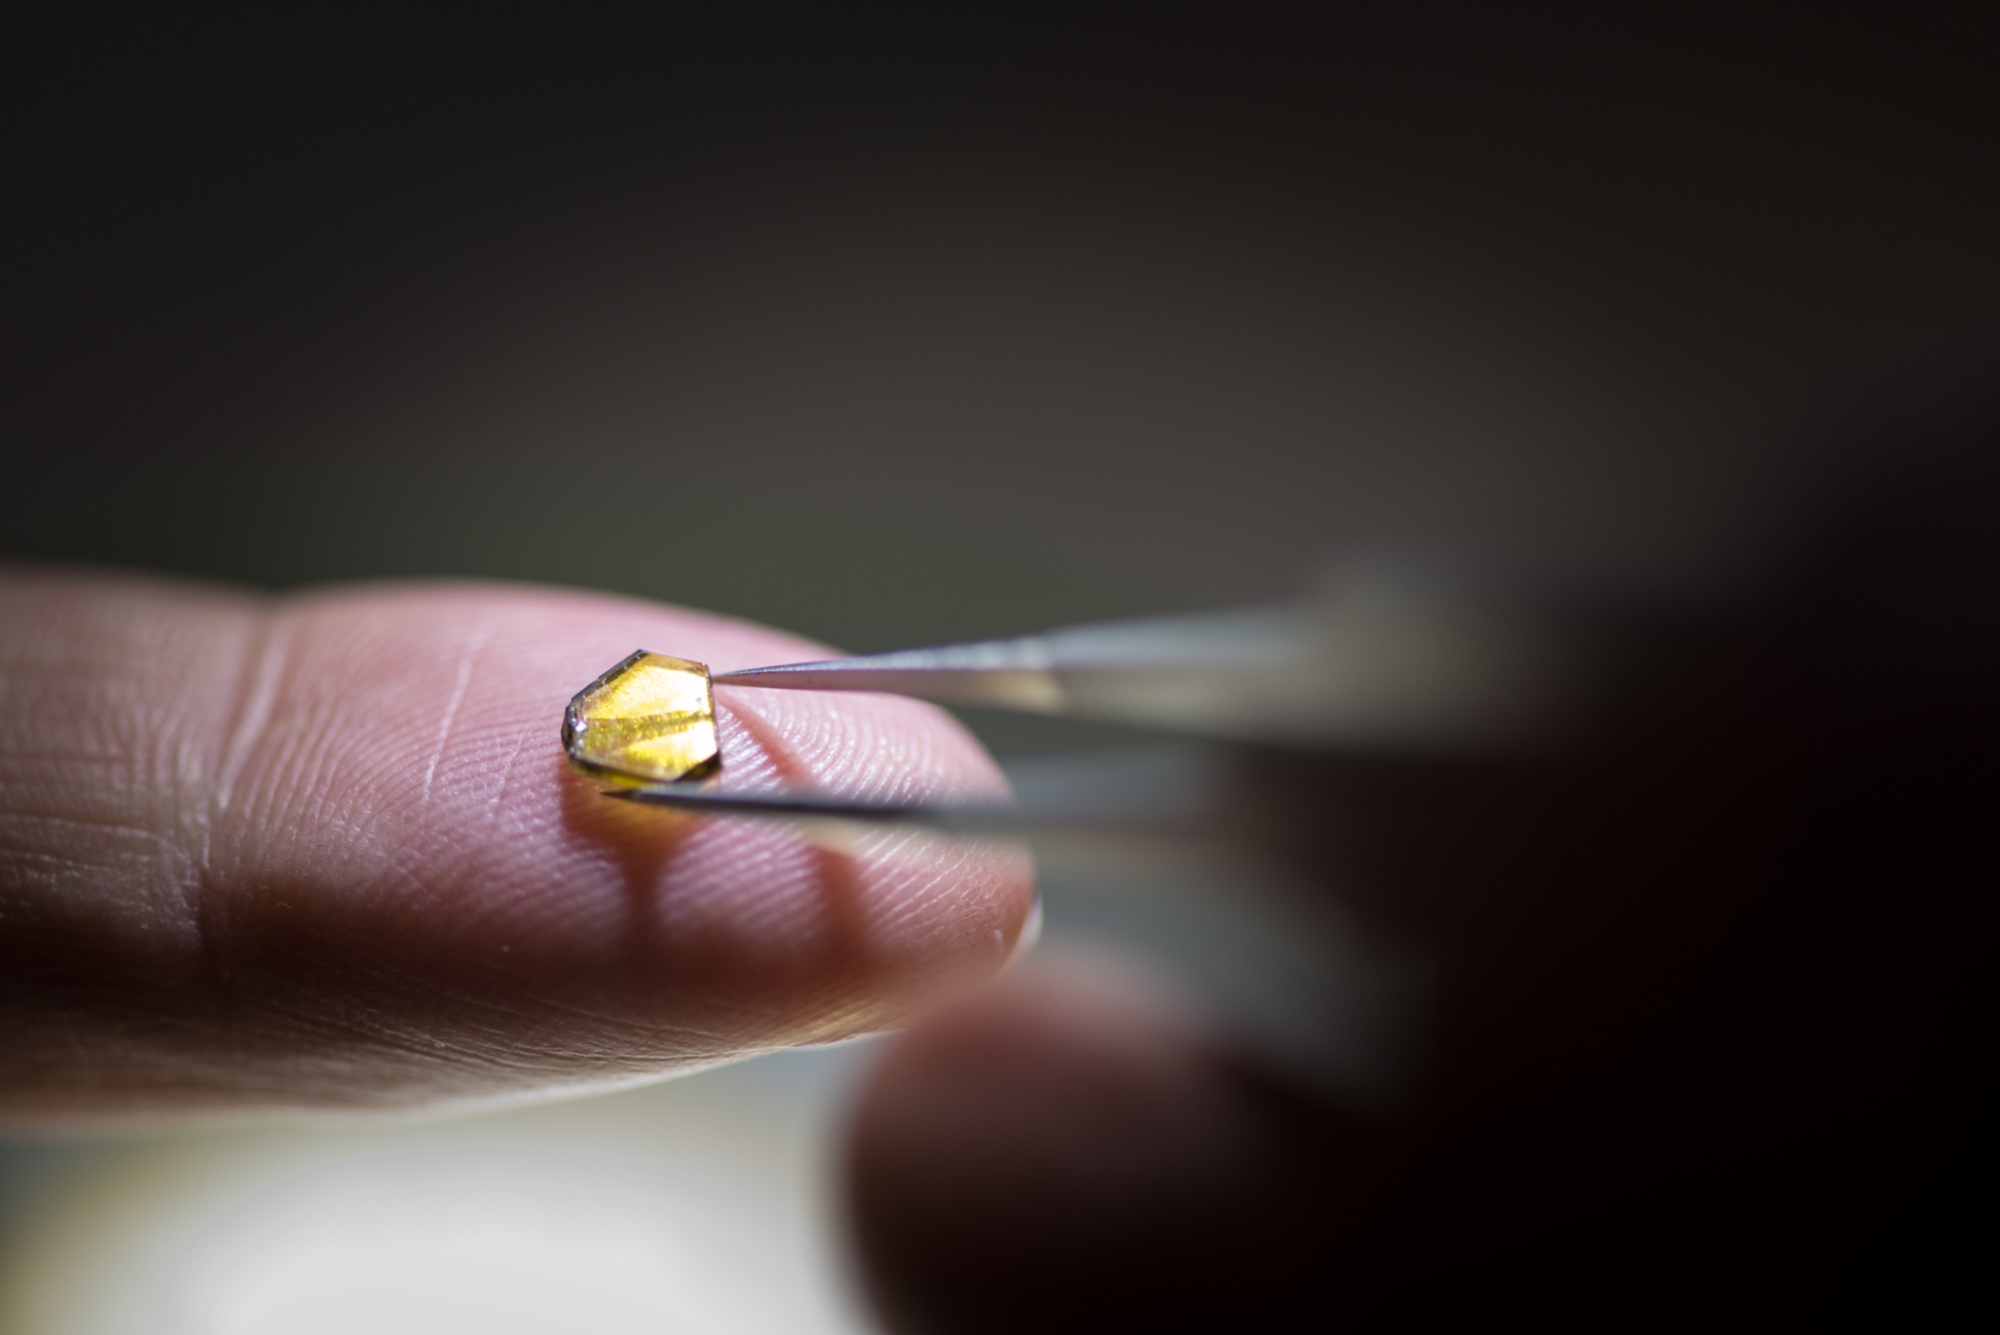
left=562, top=651, right=720, bottom=784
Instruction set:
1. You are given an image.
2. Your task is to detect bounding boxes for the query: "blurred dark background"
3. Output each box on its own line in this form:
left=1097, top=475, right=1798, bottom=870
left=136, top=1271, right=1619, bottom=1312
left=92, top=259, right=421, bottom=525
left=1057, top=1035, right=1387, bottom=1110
left=4, top=4, right=1997, bottom=751
left=2, top=8, right=1997, bottom=1327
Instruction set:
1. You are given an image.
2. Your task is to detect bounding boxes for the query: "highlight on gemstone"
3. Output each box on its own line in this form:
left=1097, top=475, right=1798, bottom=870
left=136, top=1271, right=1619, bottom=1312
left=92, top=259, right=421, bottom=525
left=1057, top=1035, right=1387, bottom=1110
left=562, top=651, right=720, bottom=784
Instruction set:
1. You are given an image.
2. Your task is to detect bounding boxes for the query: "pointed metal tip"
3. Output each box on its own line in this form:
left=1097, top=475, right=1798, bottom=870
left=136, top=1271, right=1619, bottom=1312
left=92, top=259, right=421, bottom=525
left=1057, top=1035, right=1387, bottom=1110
left=711, top=660, right=832, bottom=685
left=601, top=781, right=988, bottom=828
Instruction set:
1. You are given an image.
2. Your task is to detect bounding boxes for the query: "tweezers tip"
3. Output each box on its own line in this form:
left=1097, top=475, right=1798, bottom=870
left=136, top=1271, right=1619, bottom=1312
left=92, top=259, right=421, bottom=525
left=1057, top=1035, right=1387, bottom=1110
left=711, top=662, right=811, bottom=685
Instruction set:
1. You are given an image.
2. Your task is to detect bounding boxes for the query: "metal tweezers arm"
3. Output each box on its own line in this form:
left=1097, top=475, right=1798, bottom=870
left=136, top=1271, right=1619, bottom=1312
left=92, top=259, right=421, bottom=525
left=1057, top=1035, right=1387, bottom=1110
left=712, top=587, right=1579, bottom=750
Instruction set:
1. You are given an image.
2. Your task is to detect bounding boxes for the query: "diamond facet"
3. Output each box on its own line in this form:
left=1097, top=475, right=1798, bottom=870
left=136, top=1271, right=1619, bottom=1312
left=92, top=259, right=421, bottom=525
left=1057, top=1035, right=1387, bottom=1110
left=562, top=651, right=720, bottom=784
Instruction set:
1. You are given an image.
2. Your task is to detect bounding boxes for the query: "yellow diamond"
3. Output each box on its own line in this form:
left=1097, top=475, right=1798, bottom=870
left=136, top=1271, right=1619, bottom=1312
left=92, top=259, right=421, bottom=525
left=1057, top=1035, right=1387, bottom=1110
left=562, top=651, right=720, bottom=785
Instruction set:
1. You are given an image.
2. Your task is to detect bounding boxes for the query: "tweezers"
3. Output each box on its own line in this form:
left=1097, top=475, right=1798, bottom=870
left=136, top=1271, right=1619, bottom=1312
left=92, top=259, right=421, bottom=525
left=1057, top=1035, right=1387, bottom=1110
left=609, top=584, right=1581, bottom=831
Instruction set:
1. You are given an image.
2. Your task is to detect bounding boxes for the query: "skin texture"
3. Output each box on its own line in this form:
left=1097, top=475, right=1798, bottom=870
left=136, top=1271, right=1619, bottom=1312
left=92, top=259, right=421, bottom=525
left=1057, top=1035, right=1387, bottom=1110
left=0, top=569, right=1033, bottom=1123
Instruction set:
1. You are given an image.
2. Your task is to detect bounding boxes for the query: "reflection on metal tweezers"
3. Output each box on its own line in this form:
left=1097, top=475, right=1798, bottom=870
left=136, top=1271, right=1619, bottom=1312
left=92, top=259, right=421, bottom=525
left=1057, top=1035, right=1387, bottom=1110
left=620, top=570, right=1587, bottom=830
left=609, top=746, right=1228, bottom=835
left=712, top=574, right=1577, bottom=750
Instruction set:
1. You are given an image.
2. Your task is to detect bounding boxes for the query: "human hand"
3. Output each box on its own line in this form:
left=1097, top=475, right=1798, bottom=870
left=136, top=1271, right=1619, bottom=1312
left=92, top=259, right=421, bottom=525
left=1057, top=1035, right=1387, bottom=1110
left=843, top=454, right=1997, bottom=1330
left=0, top=572, right=1033, bottom=1123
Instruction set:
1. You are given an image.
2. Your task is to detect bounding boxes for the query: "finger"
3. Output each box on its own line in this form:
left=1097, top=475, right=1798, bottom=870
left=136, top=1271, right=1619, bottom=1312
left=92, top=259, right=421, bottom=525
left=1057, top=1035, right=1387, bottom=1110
left=0, top=568, right=1033, bottom=1122
left=846, top=963, right=1343, bottom=1335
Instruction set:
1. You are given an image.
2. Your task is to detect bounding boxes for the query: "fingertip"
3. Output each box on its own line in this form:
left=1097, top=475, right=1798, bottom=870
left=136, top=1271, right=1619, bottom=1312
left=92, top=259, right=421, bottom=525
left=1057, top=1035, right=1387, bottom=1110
left=3, top=573, right=1034, bottom=1114
left=224, top=581, right=1037, bottom=1046
left=846, top=963, right=1289, bottom=1334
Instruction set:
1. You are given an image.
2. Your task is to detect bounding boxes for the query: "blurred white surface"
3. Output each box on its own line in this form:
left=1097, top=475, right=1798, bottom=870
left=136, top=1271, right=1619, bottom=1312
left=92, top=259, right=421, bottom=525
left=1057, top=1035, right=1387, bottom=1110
left=0, top=1045, right=880, bottom=1335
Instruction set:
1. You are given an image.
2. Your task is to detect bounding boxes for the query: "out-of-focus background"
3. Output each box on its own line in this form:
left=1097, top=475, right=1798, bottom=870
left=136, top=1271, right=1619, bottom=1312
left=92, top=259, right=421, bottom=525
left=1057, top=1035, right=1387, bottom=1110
left=3, top=6, right=1996, bottom=1330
